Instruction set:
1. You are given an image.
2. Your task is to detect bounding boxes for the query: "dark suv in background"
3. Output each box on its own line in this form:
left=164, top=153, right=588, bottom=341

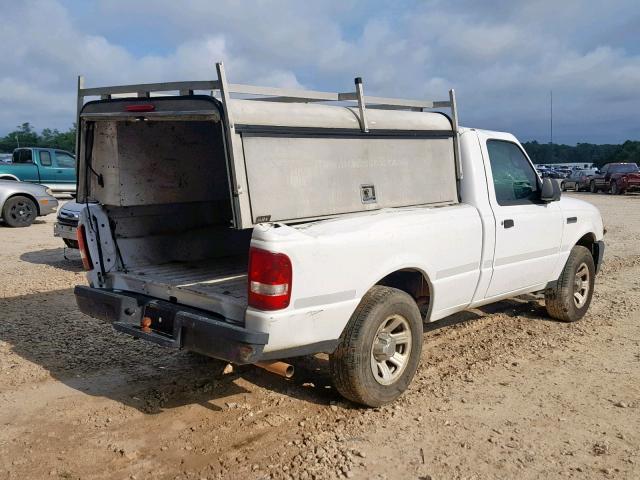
left=589, top=163, right=640, bottom=194
left=561, top=168, right=598, bottom=191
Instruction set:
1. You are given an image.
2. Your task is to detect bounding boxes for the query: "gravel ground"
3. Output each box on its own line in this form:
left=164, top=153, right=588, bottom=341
left=0, top=193, right=639, bottom=480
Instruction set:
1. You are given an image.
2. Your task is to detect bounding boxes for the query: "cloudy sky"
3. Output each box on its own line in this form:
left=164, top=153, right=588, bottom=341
left=1, top=0, right=638, bottom=144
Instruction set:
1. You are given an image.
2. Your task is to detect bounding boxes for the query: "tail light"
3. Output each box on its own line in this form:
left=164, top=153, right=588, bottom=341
left=76, top=224, right=93, bottom=271
left=248, top=247, right=292, bottom=310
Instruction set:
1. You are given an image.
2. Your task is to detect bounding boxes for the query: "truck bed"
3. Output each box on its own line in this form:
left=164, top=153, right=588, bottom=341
left=113, top=256, right=248, bottom=321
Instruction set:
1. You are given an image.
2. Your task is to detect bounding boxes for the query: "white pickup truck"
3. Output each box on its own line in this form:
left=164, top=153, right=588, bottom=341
left=73, top=64, right=604, bottom=407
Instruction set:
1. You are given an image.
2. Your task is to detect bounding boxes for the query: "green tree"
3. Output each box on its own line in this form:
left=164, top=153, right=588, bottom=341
left=522, top=141, right=639, bottom=168
left=0, top=123, right=76, bottom=153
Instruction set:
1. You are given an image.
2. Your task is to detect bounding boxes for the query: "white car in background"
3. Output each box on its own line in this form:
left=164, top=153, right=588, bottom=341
left=54, top=200, right=84, bottom=248
left=0, top=179, right=58, bottom=227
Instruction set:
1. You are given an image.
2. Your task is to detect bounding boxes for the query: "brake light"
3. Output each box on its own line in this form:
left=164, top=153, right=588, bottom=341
left=125, top=104, right=155, bottom=112
left=76, top=224, right=93, bottom=271
left=248, top=248, right=292, bottom=310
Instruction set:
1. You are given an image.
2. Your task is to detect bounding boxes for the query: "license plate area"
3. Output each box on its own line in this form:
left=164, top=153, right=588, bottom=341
left=143, top=302, right=177, bottom=336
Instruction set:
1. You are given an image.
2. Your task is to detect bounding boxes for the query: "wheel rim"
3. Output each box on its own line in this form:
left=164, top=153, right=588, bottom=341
left=9, top=200, right=35, bottom=224
left=573, top=262, right=590, bottom=308
left=370, top=314, right=412, bottom=385
left=611, top=182, right=617, bottom=194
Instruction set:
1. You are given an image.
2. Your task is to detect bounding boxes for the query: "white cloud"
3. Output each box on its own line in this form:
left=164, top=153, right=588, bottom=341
left=0, top=0, right=639, bottom=144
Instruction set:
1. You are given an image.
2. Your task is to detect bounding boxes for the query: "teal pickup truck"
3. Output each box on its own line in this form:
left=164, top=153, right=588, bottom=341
left=0, top=147, right=76, bottom=194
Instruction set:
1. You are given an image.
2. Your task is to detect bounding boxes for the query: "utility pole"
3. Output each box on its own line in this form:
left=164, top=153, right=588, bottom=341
left=15, top=134, right=19, bottom=148
left=549, top=90, right=553, bottom=163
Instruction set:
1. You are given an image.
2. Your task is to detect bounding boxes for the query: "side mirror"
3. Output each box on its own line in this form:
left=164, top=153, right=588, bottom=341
left=540, top=178, right=561, bottom=202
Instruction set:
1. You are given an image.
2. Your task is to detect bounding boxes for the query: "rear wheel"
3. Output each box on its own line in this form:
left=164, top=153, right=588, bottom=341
left=610, top=180, right=624, bottom=195
left=330, top=286, right=423, bottom=407
left=2, top=196, right=37, bottom=227
left=544, top=245, right=595, bottom=322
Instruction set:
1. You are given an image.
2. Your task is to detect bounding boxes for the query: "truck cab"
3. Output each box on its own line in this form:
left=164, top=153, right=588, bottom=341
left=0, top=147, right=76, bottom=194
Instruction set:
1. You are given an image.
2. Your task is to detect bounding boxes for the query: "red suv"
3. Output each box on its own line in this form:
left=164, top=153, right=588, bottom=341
left=589, top=163, right=640, bottom=195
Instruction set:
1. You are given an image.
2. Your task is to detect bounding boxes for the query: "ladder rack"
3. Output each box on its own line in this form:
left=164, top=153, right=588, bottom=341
left=76, top=61, right=462, bottom=180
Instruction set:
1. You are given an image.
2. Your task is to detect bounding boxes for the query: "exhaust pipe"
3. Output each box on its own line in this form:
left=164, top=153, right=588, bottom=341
left=255, top=361, right=294, bottom=378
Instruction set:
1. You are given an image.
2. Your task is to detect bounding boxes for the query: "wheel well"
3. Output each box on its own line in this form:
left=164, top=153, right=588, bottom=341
left=576, top=233, right=597, bottom=265
left=4, top=193, right=40, bottom=215
left=0, top=175, right=19, bottom=181
left=375, top=269, right=431, bottom=314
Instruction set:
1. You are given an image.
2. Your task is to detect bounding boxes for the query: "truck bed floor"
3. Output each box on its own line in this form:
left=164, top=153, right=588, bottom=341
left=115, top=256, right=248, bottom=319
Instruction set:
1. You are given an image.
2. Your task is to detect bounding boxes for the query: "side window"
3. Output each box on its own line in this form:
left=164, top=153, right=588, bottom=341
left=487, top=140, right=539, bottom=206
left=14, top=150, right=33, bottom=164
left=55, top=151, right=76, bottom=169
left=39, top=151, right=52, bottom=166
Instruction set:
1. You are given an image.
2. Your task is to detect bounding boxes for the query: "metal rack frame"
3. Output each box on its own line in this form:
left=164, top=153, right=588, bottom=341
left=76, top=61, right=463, bottom=182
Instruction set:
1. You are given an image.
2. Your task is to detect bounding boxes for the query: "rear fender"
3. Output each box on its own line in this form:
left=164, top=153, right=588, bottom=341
left=0, top=174, right=20, bottom=181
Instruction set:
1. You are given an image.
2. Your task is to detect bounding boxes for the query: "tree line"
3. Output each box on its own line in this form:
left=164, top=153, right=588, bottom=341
left=0, top=122, right=75, bottom=154
left=522, top=140, right=639, bottom=167
left=0, top=122, right=638, bottom=168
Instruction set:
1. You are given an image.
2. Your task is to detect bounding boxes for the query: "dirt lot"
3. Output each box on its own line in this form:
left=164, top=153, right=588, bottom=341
left=1, top=193, right=639, bottom=480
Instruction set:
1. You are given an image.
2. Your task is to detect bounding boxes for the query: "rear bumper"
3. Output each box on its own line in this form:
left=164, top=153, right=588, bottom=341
left=54, top=222, right=77, bottom=240
left=74, top=286, right=268, bottom=364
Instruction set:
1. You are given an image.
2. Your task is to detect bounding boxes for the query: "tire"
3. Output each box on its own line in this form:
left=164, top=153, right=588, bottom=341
left=560, top=182, right=566, bottom=191
left=330, top=286, right=423, bottom=407
left=589, top=181, right=598, bottom=193
left=610, top=181, right=618, bottom=195
left=610, top=181, right=624, bottom=195
left=544, top=245, right=595, bottom=322
left=63, top=238, right=79, bottom=249
left=2, top=195, right=37, bottom=227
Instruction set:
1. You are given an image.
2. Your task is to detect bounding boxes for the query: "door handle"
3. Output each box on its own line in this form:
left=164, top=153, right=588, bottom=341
left=502, top=219, right=515, bottom=228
